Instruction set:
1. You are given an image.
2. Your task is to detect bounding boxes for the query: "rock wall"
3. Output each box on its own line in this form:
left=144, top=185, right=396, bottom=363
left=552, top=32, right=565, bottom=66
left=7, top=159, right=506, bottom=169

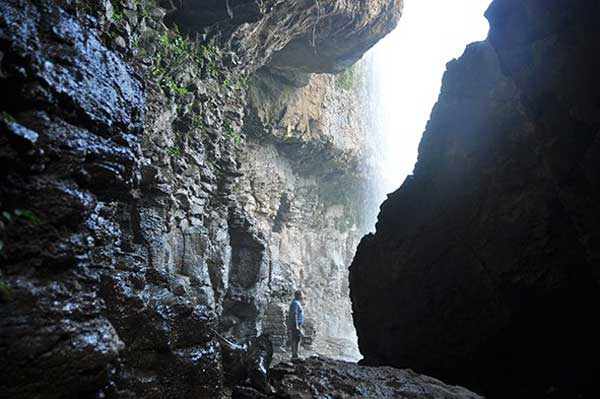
left=0, top=0, right=400, bottom=397
left=350, top=0, right=600, bottom=398
left=162, top=0, right=403, bottom=84
left=238, top=68, right=375, bottom=359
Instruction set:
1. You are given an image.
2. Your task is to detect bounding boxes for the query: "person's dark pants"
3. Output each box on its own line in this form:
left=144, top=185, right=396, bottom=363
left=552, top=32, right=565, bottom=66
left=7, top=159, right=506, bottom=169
left=290, top=329, right=302, bottom=359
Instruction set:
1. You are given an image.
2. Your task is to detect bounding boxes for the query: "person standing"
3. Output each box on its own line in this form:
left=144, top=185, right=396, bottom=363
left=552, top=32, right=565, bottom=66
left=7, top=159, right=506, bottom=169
left=287, top=290, right=304, bottom=360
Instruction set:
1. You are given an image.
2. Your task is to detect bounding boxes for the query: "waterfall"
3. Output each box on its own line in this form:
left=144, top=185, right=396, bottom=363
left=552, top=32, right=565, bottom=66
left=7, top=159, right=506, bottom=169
left=364, top=0, right=493, bottom=230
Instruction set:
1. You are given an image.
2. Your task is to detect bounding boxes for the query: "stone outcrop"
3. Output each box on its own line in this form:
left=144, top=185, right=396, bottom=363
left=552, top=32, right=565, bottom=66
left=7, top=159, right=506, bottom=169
left=0, top=0, right=400, bottom=398
left=235, top=357, right=482, bottom=399
left=350, top=0, right=600, bottom=398
left=161, top=0, right=403, bottom=83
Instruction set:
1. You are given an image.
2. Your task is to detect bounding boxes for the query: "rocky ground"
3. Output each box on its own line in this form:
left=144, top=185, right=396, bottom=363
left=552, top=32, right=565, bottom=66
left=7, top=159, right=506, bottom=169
left=231, top=357, right=483, bottom=399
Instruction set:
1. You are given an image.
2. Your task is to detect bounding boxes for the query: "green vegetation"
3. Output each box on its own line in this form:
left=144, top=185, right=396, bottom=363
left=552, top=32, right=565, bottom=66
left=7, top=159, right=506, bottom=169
left=111, top=9, right=124, bottom=21
left=159, top=27, right=203, bottom=66
left=223, top=122, right=241, bottom=145
left=148, top=28, right=216, bottom=96
left=171, top=37, right=195, bottom=63
left=220, top=75, right=249, bottom=91
left=238, top=75, right=249, bottom=90
left=160, top=33, right=170, bottom=47
left=151, top=65, right=166, bottom=78
left=0, top=111, right=15, bottom=122
left=164, top=78, right=190, bottom=97
left=335, top=64, right=358, bottom=91
left=130, top=4, right=247, bottom=150
left=13, top=209, right=41, bottom=225
left=167, top=146, right=182, bottom=157
left=143, top=18, right=246, bottom=95
left=199, top=43, right=221, bottom=80
left=100, top=30, right=116, bottom=46
left=109, top=0, right=125, bottom=21
left=2, top=209, right=41, bottom=225
left=139, top=2, right=151, bottom=18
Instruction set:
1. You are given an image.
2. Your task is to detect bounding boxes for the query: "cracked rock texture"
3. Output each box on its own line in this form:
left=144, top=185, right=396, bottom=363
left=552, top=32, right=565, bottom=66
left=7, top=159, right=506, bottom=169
left=237, top=68, right=376, bottom=359
left=234, top=357, right=483, bottom=399
left=0, top=0, right=400, bottom=397
left=161, top=0, right=403, bottom=84
left=350, top=0, right=600, bottom=398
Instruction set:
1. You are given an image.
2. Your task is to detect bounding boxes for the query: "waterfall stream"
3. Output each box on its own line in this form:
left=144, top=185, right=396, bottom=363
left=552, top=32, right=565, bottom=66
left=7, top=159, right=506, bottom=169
left=364, top=0, right=493, bottom=230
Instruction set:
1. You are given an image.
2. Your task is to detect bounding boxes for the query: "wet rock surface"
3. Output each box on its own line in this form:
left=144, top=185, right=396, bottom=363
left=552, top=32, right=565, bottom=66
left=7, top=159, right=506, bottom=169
left=162, top=0, right=403, bottom=80
left=0, top=0, right=143, bottom=396
left=232, top=357, right=482, bottom=399
left=350, top=0, right=600, bottom=398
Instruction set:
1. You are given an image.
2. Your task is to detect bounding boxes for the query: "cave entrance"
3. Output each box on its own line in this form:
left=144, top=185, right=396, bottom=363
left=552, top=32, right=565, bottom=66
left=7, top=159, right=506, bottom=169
left=364, top=0, right=492, bottom=229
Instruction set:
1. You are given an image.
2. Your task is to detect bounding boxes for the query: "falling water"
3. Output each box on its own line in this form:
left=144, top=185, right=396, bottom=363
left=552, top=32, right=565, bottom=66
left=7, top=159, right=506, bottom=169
left=330, top=0, right=493, bottom=362
left=363, top=0, right=493, bottom=230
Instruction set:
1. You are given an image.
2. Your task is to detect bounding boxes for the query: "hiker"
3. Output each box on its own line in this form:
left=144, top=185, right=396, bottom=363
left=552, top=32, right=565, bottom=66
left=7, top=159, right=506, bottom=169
left=287, top=290, right=305, bottom=360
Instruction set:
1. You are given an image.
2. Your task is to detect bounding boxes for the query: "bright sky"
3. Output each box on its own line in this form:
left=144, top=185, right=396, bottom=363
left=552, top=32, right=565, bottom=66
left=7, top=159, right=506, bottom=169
left=368, top=0, right=492, bottom=196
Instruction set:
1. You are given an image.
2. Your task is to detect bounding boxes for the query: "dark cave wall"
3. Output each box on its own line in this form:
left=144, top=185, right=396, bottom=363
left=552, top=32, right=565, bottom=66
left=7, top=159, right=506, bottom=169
left=350, top=0, right=600, bottom=398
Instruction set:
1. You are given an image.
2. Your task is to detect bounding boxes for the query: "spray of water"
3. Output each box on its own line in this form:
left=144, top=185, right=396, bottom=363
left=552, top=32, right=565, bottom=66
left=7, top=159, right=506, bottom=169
left=364, top=0, right=493, bottom=230
left=333, top=0, right=493, bottom=361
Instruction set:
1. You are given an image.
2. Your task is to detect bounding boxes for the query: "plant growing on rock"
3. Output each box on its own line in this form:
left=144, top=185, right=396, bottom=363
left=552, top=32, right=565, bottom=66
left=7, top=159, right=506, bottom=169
left=109, top=0, right=125, bottom=21
left=167, top=146, right=182, bottom=157
left=110, top=8, right=124, bottom=21
left=0, top=111, right=15, bottom=122
left=158, top=27, right=198, bottom=65
left=198, top=44, right=221, bottom=79
left=223, top=121, right=241, bottom=145
left=100, top=30, right=116, bottom=47
left=3, top=209, right=41, bottom=225
left=192, top=114, right=206, bottom=131
left=13, top=209, right=41, bottom=225
left=164, top=77, right=189, bottom=97
left=335, top=64, right=358, bottom=91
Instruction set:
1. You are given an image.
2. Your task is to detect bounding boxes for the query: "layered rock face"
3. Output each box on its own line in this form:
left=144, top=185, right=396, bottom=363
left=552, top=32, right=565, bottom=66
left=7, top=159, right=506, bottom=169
left=0, top=0, right=400, bottom=398
left=350, top=0, right=600, bottom=398
left=162, top=0, right=403, bottom=83
left=237, top=68, right=375, bottom=359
